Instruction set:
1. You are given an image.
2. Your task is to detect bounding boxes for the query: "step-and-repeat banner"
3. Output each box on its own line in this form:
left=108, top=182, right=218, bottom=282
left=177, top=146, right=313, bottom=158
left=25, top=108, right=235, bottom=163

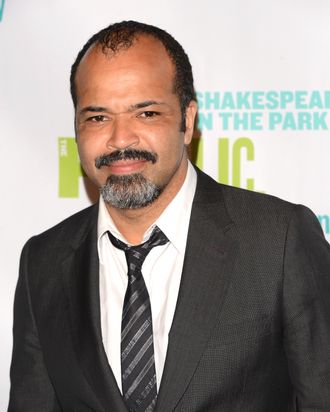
left=1, top=0, right=329, bottom=406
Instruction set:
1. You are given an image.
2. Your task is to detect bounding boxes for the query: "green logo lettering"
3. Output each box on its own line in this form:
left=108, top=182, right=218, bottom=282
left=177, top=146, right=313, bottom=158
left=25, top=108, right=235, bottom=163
left=218, top=137, right=257, bottom=191
left=58, top=137, right=84, bottom=198
left=58, top=136, right=259, bottom=197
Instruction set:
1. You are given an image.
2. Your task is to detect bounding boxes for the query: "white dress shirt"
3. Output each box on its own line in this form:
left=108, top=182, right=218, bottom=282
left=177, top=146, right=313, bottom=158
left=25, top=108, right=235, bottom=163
left=97, top=162, right=197, bottom=392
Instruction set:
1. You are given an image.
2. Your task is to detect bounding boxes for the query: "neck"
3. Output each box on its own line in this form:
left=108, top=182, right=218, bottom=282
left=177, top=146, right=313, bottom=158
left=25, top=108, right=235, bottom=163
left=105, top=159, right=188, bottom=245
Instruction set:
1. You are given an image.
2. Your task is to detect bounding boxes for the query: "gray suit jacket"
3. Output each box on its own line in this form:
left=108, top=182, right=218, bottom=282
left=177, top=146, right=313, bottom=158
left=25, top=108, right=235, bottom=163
left=8, top=169, right=330, bottom=411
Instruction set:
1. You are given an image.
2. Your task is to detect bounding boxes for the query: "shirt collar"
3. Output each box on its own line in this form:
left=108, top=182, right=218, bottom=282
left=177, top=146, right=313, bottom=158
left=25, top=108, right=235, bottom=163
left=97, top=161, right=197, bottom=253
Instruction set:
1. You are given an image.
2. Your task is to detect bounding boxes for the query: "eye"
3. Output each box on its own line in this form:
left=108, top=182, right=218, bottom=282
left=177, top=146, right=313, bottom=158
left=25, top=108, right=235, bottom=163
left=87, top=115, right=107, bottom=122
left=139, top=111, right=160, bottom=118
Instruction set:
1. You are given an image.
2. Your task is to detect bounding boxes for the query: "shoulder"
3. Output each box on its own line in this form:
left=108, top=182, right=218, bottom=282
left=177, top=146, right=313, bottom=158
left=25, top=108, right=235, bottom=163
left=23, top=204, right=98, bottom=258
left=194, top=167, right=319, bottom=236
left=196, top=167, right=295, bottom=212
left=194, top=168, right=329, bottom=278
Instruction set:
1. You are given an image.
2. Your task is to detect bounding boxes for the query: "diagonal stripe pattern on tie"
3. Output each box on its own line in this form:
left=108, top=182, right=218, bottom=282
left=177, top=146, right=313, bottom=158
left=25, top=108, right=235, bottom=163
left=108, top=226, right=168, bottom=412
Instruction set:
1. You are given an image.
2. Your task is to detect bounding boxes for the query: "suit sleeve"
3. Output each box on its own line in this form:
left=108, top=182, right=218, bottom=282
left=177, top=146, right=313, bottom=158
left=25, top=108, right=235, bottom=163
left=283, top=205, right=330, bottom=411
left=8, top=239, right=62, bottom=412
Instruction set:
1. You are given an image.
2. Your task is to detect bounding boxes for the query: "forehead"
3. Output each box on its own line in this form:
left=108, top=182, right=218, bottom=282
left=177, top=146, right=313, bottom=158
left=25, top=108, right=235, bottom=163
left=75, top=35, right=175, bottom=95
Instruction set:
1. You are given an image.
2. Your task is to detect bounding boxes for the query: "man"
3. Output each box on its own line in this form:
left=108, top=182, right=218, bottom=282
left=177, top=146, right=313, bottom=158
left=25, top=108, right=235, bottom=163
left=9, top=20, right=330, bottom=412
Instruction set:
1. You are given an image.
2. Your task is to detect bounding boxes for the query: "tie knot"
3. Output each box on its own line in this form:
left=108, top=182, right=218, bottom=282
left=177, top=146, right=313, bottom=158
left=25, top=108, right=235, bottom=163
left=108, top=226, right=169, bottom=272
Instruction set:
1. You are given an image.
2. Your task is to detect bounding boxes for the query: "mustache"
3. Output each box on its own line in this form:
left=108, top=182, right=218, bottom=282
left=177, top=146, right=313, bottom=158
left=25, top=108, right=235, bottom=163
left=95, top=149, right=158, bottom=169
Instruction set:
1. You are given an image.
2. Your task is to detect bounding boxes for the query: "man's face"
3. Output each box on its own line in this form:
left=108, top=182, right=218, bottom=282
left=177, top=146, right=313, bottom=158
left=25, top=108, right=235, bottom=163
left=74, top=35, right=197, bottom=209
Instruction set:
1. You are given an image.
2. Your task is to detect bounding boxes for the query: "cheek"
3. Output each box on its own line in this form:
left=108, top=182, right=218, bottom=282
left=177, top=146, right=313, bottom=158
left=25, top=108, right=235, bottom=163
left=160, top=134, right=185, bottom=161
left=77, top=139, right=98, bottom=173
left=146, top=127, right=184, bottom=155
left=77, top=141, right=88, bottom=164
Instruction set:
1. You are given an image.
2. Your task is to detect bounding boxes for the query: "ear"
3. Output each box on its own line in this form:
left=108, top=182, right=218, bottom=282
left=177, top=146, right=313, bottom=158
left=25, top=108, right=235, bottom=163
left=184, top=100, right=198, bottom=145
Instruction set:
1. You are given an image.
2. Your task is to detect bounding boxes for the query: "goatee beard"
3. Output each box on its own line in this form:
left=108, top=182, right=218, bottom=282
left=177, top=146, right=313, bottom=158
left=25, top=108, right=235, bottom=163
left=100, top=173, right=163, bottom=209
left=96, top=149, right=161, bottom=209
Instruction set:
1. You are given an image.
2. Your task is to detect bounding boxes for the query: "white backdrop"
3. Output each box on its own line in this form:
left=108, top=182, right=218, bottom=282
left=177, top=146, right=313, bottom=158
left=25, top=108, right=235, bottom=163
left=1, top=0, right=330, bottom=408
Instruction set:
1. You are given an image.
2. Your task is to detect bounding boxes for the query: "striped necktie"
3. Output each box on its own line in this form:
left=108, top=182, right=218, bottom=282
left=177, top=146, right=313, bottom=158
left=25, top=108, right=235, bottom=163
left=108, top=226, right=168, bottom=412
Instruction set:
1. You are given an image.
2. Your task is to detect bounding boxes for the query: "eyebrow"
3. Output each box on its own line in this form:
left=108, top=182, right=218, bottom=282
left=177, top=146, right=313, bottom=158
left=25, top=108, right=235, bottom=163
left=129, top=100, right=165, bottom=110
left=78, top=100, right=167, bottom=117
left=78, top=106, right=108, bottom=116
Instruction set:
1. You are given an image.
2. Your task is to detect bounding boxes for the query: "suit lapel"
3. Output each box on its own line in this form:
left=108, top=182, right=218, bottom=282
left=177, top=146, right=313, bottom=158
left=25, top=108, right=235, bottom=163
left=156, top=171, right=238, bottom=412
left=61, top=207, right=128, bottom=412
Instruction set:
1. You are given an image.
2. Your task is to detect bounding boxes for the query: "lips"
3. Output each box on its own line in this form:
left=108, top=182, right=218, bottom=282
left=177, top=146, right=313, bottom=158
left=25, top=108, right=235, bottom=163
left=106, top=158, right=148, bottom=174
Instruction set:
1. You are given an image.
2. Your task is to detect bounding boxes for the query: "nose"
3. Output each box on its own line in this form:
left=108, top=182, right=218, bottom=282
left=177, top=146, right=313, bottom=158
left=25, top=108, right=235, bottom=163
left=106, top=116, right=139, bottom=151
